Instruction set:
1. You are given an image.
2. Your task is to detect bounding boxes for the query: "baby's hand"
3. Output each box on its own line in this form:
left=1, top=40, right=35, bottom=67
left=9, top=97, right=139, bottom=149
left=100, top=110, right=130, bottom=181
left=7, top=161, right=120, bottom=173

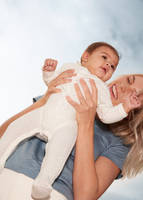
left=43, top=59, right=58, bottom=71
left=123, top=92, right=141, bottom=113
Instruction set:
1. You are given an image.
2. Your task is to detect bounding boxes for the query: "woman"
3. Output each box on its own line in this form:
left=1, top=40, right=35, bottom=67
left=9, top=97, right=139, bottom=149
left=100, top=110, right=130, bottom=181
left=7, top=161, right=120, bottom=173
left=0, top=69, right=143, bottom=200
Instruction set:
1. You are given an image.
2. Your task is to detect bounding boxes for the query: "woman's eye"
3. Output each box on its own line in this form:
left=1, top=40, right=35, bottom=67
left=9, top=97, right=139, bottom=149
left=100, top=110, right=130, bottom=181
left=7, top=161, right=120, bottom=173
left=127, top=76, right=134, bottom=84
left=127, top=77, right=131, bottom=84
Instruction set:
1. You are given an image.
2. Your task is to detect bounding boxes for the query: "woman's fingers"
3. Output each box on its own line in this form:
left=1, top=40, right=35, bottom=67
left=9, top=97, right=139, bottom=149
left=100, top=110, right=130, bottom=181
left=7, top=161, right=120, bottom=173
left=89, top=79, right=98, bottom=103
left=74, top=83, right=88, bottom=108
left=77, top=78, right=98, bottom=106
left=59, top=69, right=76, bottom=79
left=66, top=78, right=98, bottom=126
left=79, top=78, right=92, bottom=102
left=50, top=69, right=76, bottom=87
left=66, top=82, right=89, bottom=113
left=67, top=79, right=98, bottom=111
left=48, top=69, right=76, bottom=94
left=66, top=96, right=82, bottom=113
left=68, top=78, right=98, bottom=109
left=48, top=86, right=61, bottom=94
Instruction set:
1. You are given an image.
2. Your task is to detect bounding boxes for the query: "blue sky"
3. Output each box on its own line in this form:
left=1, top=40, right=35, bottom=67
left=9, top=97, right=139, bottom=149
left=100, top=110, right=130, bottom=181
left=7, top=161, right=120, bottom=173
left=0, top=0, right=143, bottom=199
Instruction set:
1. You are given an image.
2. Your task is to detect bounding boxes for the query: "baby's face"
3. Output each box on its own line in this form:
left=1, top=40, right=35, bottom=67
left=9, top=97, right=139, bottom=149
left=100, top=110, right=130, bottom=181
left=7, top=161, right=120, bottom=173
left=82, top=46, right=119, bottom=82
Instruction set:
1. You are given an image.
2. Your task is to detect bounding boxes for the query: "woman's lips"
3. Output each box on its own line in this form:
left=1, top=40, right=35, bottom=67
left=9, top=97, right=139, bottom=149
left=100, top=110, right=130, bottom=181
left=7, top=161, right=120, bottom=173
left=109, top=84, right=118, bottom=99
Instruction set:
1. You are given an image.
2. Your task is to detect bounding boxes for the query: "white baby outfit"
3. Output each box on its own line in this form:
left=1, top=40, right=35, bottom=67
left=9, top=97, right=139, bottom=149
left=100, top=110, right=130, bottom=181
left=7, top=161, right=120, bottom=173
left=0, top=62, right=127, bottom=199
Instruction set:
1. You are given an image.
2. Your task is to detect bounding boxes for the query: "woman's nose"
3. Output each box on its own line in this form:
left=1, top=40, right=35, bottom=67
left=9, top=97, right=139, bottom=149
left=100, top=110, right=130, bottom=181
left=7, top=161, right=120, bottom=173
left=120, top=83, right=135, bottom=94
left=120, top=83, right=125, bottom=93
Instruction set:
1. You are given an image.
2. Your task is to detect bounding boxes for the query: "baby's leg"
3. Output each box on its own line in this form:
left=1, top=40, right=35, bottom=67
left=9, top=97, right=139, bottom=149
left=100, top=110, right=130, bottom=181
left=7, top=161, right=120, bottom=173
left=31, top=122, right=77, bottom=199
left=0, top=107, right=43, bottom=172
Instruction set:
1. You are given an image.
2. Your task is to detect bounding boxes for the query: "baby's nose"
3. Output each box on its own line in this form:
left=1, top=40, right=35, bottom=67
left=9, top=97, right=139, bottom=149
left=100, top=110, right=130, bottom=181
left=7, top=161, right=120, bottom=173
left=106, top=62, right=111, bottom=70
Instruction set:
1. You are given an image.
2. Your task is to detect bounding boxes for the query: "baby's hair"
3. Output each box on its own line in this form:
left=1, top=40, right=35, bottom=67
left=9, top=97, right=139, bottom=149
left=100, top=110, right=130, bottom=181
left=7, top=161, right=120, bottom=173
left=81, top=42, right=121, bottom=63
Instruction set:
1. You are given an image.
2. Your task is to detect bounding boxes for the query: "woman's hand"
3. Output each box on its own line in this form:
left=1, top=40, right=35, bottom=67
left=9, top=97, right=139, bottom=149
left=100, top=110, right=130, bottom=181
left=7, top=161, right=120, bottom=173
left=66, top=78, right=98, bottom=127
left=42, top=69, right=77, bottom=104
left=0, top=69, right=76, bottom=138
left=69, top=78, right=98, bottom=200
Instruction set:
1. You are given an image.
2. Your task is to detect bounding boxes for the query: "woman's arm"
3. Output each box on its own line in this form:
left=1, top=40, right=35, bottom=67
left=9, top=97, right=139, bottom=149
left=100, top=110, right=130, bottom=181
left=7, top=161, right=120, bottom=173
left=0, top=94, right=50, bottom=138
left=0, top=69, right=75, bottom=138
left=66, top=79, right=120, bottom=200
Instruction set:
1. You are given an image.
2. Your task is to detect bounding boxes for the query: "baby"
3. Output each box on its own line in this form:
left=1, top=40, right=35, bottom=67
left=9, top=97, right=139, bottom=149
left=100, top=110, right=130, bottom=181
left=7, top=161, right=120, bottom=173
left=0, top=42, right=141, bottom=199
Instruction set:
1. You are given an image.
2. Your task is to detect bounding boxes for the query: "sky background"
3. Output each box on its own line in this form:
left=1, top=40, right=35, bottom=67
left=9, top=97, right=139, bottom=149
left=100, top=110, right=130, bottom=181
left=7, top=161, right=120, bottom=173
left=0, top=0, right=143, bottom=199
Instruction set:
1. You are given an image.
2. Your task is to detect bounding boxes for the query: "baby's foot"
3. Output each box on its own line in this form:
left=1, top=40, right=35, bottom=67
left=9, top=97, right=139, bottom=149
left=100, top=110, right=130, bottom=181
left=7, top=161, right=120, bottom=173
left=32, top=179, right=53, bottom=199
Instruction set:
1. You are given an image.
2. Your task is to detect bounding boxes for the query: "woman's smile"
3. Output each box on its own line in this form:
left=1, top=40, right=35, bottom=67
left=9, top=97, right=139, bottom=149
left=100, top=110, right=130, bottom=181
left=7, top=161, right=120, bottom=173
left=108, top=75, right=143, bottom=107
left=109, top=84, right=118, bottom=99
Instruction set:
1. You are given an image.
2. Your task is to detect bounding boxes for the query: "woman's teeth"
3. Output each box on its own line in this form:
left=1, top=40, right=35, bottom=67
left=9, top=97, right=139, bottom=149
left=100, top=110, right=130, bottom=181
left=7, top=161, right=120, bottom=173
left=112, top=85, right=117, bottom=99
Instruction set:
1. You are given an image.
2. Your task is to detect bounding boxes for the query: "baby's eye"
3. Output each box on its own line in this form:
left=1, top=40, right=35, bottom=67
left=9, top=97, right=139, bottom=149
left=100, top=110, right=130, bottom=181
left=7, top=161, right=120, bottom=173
left=102, top=56, right=106, bottom=60
left=111, top=65, right=115, bottom=70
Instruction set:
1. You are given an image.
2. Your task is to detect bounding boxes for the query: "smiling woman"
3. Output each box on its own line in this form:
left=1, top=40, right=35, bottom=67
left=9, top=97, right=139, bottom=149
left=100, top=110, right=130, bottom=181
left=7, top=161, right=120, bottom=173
left=108, top=74, right=143, bottom=107
left=109, top=74, right=143, bottom=178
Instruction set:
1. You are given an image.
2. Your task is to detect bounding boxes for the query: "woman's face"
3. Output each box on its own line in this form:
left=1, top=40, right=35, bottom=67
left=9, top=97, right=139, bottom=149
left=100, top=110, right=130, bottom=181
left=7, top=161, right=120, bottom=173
left=108, top=75, right=143, bottom=107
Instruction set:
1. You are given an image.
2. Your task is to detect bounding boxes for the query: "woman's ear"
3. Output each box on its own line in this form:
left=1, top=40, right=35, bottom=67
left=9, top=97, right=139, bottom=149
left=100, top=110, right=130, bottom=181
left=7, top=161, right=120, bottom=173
left=82, top=51, right=89, bottom=62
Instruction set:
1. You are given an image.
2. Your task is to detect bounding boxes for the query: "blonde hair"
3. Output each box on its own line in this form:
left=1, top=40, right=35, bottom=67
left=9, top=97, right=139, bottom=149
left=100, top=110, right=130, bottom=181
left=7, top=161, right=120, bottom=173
left=109, top=74, right=143, bottom=178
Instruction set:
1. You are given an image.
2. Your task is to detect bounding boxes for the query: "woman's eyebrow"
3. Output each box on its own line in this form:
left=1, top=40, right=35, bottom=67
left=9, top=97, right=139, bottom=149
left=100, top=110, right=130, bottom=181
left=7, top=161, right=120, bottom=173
left=132, top=75, right=135, bottom=83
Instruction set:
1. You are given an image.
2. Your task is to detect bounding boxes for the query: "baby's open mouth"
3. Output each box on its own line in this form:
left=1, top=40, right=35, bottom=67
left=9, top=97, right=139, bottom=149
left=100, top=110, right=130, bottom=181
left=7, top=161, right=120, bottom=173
left=101, top=67, right=106, bottom=74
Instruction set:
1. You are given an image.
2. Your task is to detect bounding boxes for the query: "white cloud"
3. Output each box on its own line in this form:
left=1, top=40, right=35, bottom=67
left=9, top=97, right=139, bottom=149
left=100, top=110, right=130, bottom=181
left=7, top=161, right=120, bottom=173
left=100, top=174, right=143, bottom=200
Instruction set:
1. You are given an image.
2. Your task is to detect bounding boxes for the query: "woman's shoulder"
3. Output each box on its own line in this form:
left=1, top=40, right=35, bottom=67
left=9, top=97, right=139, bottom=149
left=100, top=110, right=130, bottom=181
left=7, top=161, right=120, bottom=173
left=93, top=118, right=130, bottom=177
left=94, top=118, right=126, bottom=146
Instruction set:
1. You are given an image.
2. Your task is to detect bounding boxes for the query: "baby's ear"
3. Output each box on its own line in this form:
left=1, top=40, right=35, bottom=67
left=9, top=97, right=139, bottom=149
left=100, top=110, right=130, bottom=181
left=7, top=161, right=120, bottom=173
left=82, top=51, right=89, bottom=62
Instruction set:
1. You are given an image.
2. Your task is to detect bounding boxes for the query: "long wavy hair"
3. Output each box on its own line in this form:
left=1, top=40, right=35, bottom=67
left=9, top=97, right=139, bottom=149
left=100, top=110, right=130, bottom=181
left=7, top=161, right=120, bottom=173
left=109, top=74, right=143, bottom=178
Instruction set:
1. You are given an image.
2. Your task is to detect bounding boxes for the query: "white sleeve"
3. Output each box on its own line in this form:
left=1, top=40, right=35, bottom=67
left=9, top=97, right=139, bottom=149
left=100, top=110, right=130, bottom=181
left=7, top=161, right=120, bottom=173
left=42, top=66, right=58, bottom=86
left=96, top=102, right=128, bottom=124
left=41, top=62, right=77, bottom=86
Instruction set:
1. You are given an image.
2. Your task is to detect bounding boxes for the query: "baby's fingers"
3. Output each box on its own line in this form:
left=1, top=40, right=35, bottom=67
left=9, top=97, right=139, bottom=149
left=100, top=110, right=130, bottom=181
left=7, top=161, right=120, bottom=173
left=44, top=66, right=54, bottom=71
left=131, top=95, right=141, bottom=108
left=45, top=59, right=57, bottom=66
left=52, top=60, right=58, bottom=67
left=127, top=93, right=132, bottom=98
left=135, top=97, right=141, bottom=106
